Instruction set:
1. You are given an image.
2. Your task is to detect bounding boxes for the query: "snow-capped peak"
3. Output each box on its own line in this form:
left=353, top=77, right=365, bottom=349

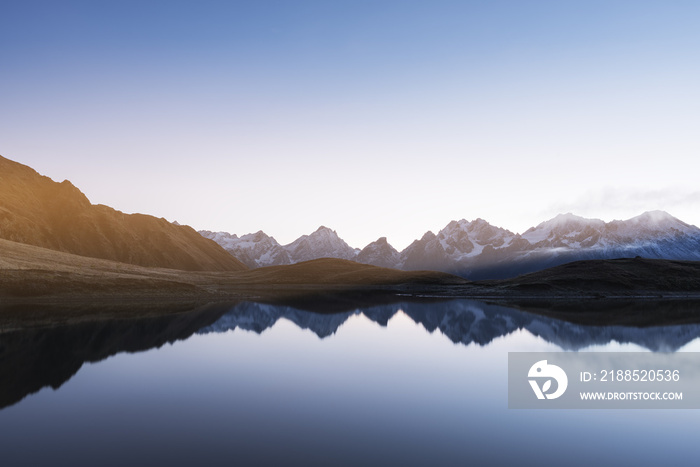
left=199, top=230, right=239, bottom=245
left=528, top=213, right=603, bottom=230
left=521, top=213, right=605, bottom=246
left=242, top=230, right=277, bottom=243
left=606, top=211, right=697, bottom=241
left=198, top=229, right=290, bottom=268
left=284, top=226, right=358, bottom=262
left=624, top=210, right=688, bottom=229
left=356, top=237, right=400, bottom=268
left=435, top=218, right=515, bottom=259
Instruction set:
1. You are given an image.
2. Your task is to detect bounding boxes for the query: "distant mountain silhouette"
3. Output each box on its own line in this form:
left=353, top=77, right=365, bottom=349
left=203, top=212, right=700, bottom=279
left=0, top=155, right=246, bottom=271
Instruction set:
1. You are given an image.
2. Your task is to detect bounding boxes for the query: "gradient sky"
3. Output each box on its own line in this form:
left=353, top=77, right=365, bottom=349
left=2, top=1, right=700, bottom=250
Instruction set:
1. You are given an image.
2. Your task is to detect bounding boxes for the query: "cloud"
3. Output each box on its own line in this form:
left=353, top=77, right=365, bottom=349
left=542, top=187, right=700, bottom=221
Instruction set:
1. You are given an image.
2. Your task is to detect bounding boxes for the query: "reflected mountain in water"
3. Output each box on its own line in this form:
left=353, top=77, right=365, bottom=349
left=0, top=303, right=230, bottom=410
left=3, top=298, right=700, bottom=411
left=200, top=300, right=700, bottom=352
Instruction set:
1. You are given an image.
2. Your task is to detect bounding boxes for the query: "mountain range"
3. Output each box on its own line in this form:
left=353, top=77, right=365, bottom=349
left=201, top=211, right=700, bottom=279
left=3, top=154, right=699, bottom=283
left=200, top=227, right=359, bottom=269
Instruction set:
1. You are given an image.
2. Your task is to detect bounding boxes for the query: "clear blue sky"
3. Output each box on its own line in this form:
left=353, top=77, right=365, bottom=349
left=3, top=1, right=700, bottom=249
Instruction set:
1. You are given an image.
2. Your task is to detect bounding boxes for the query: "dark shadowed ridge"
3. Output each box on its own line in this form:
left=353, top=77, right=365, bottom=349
left=482, top=257, right=700, bottom=295
left=0, top=155, right=247, bottom=271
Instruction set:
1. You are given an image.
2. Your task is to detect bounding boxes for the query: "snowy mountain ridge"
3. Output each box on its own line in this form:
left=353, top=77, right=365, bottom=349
left=200, top=211, right=700, bottom=279
left=199, top=226, right=357, bottom=268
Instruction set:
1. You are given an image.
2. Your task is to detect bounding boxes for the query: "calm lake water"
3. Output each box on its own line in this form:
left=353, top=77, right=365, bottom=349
left=1, top=299, right=700, bottom=466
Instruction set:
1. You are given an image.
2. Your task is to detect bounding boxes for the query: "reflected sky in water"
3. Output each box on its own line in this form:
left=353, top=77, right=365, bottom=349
left=1, top=300, right=700, bottom=466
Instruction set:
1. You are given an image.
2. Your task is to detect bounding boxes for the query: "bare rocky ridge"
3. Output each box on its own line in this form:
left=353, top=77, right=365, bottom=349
left=0, top=155, right=247, bottom=272
left=355, top=237, right=400, bottom=268
left=197, top=230, right=292, bottom=268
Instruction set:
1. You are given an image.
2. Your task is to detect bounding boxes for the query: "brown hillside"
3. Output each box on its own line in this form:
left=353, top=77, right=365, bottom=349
left=0, top=239, right=467, bottom=301
left=235, top=258, right=468, bottom=285
left=0, top=155, right=246, bottom=271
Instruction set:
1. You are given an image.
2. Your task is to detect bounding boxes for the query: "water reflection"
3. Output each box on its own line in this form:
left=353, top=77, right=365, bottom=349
left=0, top=302, right=230, bottom=409
left=2, top=298, right=700, bottom=411
left=2, top=298, right=700, bottom=466
left=201, top=300, right=700, bottom=352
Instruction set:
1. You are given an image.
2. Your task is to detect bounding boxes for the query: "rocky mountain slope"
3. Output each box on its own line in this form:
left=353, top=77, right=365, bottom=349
left=199, top=230, right=291, bottom=269
left=0, top=155, right=246, bottom=271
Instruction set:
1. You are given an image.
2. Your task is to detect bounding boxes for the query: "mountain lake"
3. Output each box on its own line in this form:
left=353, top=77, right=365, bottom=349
left=1, top=298, right=699, bottom=466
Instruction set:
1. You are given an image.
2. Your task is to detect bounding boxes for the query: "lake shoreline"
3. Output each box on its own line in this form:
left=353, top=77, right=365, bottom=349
left=3, top=286, right=700, bottom=330
left=3, top=237, right=700, bottom=328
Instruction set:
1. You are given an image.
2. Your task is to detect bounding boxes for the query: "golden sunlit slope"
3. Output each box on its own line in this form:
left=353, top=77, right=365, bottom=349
left=0, top=155, right=246, bottom=271
left=0, top=238, right=204, bottom=298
